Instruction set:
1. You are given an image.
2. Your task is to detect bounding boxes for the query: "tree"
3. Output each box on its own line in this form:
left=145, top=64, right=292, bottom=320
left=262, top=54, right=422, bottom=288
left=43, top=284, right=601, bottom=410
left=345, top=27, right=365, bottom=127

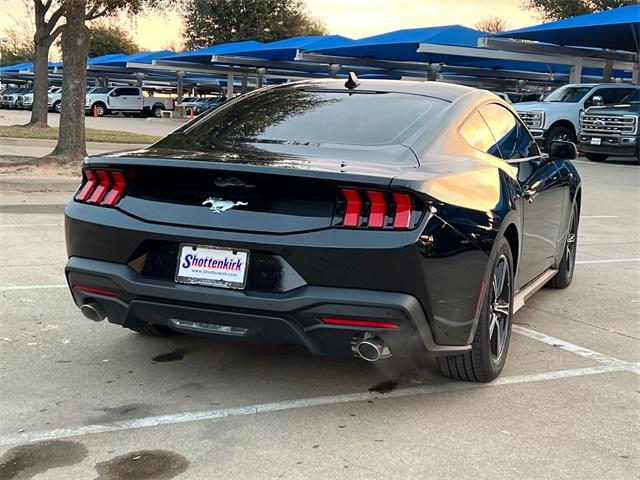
left=523, top=0, right=636, bottom=21
left=0, top=16, right=35, bottom=66
left=183, top=0, right=327, bottom=50
left=88, top=22, right=140, bottom=57
left=48, top=0, right=175, bottom=163
left=28, top=1, right=66, bottom=128
left=474, top=16, right=509, bottom=34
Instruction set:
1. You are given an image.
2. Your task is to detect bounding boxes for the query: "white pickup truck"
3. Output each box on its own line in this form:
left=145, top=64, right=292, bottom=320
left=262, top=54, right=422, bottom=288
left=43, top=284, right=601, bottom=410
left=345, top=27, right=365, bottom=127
left=515, top=83, right=639, bottom=152
left=85, top=86, right=174, bottom=117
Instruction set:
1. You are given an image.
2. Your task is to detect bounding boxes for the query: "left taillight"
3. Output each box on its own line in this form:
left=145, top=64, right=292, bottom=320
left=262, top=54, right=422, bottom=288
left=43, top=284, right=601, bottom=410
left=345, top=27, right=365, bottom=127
left=75, top=168, right=127, bottom=206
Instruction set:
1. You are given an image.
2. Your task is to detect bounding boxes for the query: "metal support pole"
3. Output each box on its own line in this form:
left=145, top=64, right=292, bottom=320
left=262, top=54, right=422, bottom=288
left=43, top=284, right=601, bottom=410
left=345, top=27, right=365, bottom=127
left=569, top=58, right=583, bottom=83
left=241, top=73, right=248, bottom=94
left=633, top=55, right=640, bottom=84
left=227, top=72, right=234, bottom=97
left=257, top=68, right=266, bottom=89
left=602, top=59, right=613, bottom=82
left=176, top=71, right=184, bottom=118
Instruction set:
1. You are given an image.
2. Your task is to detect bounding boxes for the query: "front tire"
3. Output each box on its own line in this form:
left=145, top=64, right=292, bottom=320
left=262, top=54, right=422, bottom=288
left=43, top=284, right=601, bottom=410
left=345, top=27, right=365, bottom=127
left=585, top=153, right=608, bottom=162
left=545, top=125, right=576, bottom=152
left=91, top=102, right=107, bottom=117
left=437, top=238, right=514, bottom=382
left=548, top=203, right=579, bottom=289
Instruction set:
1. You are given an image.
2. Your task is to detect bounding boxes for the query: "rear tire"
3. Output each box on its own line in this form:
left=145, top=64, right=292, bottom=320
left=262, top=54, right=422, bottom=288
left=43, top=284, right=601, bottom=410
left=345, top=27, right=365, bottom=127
left=127, top=324, right=176, bottom=336
left=53, top=101, right=61, bottom=113
left=548, top=202, right=579, bottom=289
left=585, top=153, right=608, bottom=162
left=437, top=237, right=514, bottom=382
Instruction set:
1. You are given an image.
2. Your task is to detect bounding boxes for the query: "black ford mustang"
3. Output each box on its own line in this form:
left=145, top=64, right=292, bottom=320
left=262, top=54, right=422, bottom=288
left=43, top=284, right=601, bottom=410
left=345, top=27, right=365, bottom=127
left=65, top=78, right=581, bottom=382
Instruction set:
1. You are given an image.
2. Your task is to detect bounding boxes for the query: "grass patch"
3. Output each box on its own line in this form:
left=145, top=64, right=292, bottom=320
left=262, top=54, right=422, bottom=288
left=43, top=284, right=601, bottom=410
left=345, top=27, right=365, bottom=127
left=0, top=125, right=161, bottom=144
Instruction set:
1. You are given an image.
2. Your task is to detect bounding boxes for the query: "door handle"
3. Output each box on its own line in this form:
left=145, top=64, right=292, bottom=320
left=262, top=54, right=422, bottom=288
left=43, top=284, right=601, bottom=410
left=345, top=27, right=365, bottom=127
left=523, top=188, right=537, bottom=203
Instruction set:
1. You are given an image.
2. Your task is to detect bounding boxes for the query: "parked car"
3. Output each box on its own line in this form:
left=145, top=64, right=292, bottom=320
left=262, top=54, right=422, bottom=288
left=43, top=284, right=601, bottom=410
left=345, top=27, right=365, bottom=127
left=506, top=92, right=544, bottom=103
left=20, top=86, right=61, bottom=111
left=65, top=79, right=581, bottom=382
left=2, top=87, right=31, bottom=109
left=515, top=83, right=639, bottom=151
left=0, top=87, right=20, bottom=107
left=579, top=89, right=640, bottom=163
left=85, top=86, right=174, bottom=117
left=194, top=96, right=226, bottom=115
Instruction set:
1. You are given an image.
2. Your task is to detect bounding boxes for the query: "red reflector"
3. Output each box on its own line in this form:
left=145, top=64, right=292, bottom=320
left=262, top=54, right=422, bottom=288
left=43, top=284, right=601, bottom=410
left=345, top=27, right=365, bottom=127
left=75, top=169, right=98, bottom=201
left=87, top=170, right=111, bottom=204
left=393, top=193, right=413, bottom=229
left=101, top=170, right=126, bottom=206
left=321, top=317, right=399, bottom=329
left=366, top=191, right=387, bottom=228
left=342, top=189, right=362, bottom=227
left=73, top=284, right=118, bottom=297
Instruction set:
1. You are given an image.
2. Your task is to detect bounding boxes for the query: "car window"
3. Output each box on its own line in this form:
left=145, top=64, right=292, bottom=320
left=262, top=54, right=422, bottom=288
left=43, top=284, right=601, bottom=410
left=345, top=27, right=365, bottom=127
left=180, top=88, right=448, bottom=147
left=614, top=88, right=638, bottom=103
left=479, top=104, right=539, bottom=160
left=459, top=110, right=501, bottom=157
left=588, top=88, right=618, bottom=106
left=620, top=90, right=640, bottom=104
left=545, top=86, right=592, bottom=103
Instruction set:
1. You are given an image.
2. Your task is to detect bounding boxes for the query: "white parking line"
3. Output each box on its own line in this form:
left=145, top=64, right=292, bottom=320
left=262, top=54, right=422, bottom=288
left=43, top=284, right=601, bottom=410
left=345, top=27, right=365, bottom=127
left=573, top=160, right=639, bottom=169
left=0, top=362, right=634, bottom=447
left=575, top=258, right=640, bottom=265
left=580, top=215, right=619, bottom=219
left=513, top=325, right=627, bottom=366
left=0, top=284, right=67, bottom=291
left=0, top=224, right=63, bottom=228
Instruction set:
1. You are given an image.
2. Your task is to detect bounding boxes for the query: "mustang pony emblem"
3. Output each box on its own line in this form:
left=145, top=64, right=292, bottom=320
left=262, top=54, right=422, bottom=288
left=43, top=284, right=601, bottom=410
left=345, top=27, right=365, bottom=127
left=202, top=197, right=248, bottom=214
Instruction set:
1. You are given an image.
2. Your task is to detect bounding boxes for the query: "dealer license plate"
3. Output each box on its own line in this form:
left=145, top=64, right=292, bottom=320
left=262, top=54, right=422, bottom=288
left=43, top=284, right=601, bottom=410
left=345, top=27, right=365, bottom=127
left=590, top=137, right=602, bottom=145
left=175, top=244, right=249, bottom=289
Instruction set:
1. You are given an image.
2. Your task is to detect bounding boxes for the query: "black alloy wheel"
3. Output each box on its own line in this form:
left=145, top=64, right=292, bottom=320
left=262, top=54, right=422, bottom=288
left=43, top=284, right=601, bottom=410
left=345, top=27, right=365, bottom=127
left=438, top=237, right=514, bottom=382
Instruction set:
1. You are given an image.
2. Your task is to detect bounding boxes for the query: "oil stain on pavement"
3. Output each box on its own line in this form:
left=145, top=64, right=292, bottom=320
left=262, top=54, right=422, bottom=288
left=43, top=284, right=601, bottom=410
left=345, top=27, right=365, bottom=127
left=369, top=380, right=398, bottom=394
left=0, top=439, right=88, bottom=480
left=152, top=349, right=187, bottom=363
left=94, top=450, right=189, bottom=480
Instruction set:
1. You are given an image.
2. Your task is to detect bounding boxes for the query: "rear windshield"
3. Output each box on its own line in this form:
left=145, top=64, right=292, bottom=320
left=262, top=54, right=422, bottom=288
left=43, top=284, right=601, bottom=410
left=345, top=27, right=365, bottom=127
left=171, top=87, right=447, bottom=147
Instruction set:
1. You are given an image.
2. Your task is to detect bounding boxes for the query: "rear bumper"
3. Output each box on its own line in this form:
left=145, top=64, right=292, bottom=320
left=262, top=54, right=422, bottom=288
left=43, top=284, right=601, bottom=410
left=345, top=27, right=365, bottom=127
left=66, top=256, right=471, bottom=358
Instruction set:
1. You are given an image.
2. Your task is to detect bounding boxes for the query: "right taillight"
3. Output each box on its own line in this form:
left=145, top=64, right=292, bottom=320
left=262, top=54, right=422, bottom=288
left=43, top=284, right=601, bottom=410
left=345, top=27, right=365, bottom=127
left=75, top=168, right=128, bottom=206
left=335, top=188, right=422, bottom=230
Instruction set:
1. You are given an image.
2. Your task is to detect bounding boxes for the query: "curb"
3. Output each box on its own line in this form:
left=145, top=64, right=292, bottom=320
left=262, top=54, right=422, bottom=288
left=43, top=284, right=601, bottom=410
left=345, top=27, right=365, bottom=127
left=0, top=137, right=148, bottom=151
left=0, top=175, right=78, bottom=193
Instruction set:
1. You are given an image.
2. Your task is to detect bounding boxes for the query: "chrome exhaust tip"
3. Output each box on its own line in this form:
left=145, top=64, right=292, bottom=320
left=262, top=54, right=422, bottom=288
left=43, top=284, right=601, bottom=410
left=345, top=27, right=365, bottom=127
left=80, top=302, right=105, bottom=322
left=352, top=333, right=392, bottom=362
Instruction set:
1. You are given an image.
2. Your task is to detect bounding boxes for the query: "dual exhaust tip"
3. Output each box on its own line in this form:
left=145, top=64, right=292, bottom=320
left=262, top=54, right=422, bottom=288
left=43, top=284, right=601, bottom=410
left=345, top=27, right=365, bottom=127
left=351, top=333, right=392, bottom=362
left=80, top=302, right=392, bottom=362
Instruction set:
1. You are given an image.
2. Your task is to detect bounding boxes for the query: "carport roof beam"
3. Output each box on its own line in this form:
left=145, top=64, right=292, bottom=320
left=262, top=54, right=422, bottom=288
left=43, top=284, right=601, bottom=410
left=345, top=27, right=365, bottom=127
left=416, top=43, right=635, bottom=71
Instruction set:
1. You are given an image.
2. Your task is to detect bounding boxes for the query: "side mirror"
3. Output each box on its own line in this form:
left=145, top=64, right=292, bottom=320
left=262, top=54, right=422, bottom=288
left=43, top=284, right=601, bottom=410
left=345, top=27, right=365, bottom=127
left=549, top=140, right=578, bottom=160
left=591, top=95, right=604, bottom=107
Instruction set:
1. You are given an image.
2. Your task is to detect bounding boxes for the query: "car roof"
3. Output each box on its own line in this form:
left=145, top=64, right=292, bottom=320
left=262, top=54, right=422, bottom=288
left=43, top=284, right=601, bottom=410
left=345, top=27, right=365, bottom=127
left=281, top=78, right=477, bottom=102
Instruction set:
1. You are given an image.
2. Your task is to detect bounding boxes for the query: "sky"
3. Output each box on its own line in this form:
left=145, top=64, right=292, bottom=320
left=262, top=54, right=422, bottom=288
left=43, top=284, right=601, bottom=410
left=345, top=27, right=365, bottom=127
left=0, top=0, right=539, bottom=53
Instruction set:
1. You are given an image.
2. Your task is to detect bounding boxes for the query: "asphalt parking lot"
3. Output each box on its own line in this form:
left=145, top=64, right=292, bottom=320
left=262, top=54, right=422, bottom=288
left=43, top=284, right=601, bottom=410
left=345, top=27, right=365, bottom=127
left=0, top=158, right=638, bottom=479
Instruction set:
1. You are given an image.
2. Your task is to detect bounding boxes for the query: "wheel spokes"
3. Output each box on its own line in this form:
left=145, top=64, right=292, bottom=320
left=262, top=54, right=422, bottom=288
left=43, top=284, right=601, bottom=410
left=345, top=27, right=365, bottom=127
left=493, top=259, right=506, bottom=299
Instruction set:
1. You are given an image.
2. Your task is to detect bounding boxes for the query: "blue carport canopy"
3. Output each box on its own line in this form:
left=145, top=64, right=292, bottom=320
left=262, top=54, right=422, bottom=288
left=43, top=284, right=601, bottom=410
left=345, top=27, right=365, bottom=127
left=159, top=41, right=264, bottom=64
left=103, top=50, right=175, bottom=67
left=496, top=5, right=640, bottom=52
left=224, top=34, right=353, bottom=61
left=308, top=25, right=483, bottom=62
left=0, top=62, right=33, bottom=72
